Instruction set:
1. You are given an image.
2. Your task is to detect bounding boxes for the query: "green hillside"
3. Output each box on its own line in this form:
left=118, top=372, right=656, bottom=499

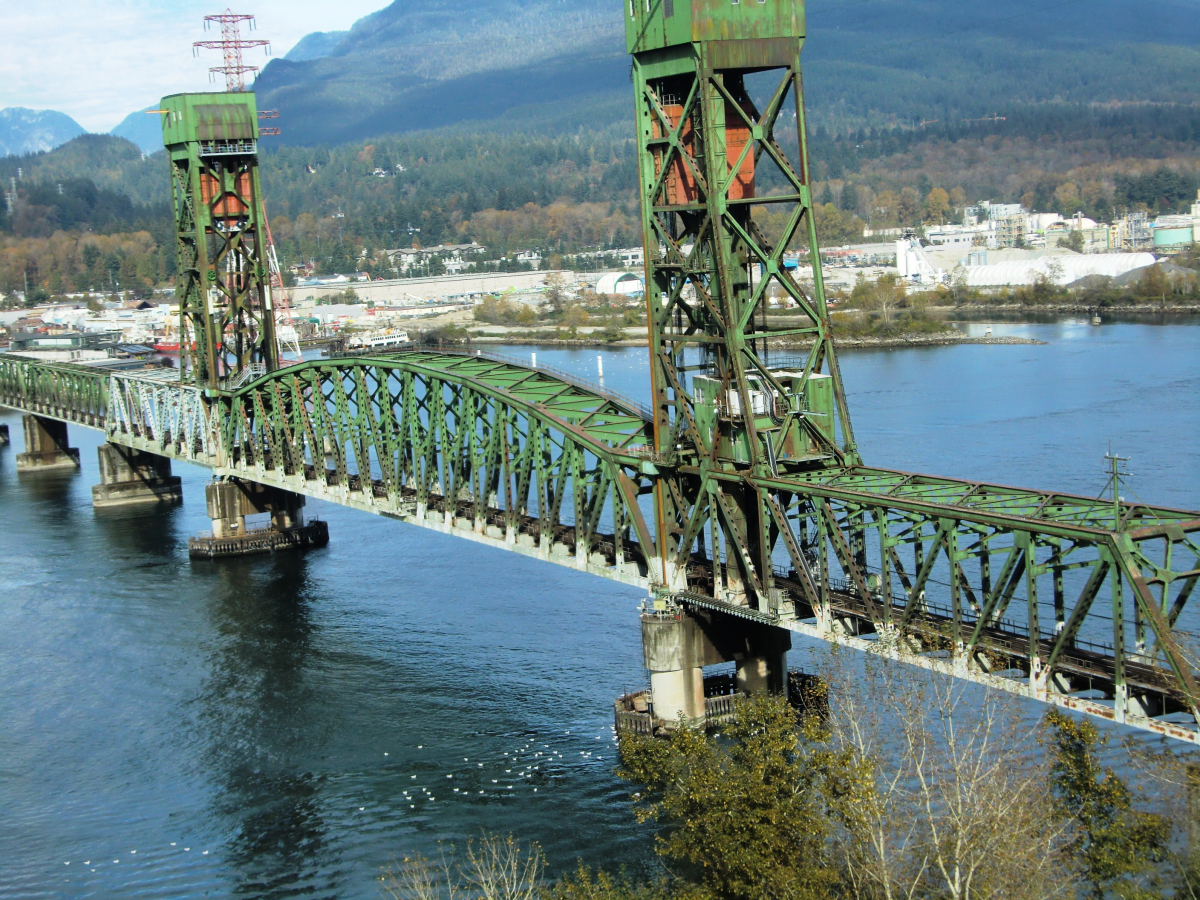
left=252, top=0, right=1200, bottom=144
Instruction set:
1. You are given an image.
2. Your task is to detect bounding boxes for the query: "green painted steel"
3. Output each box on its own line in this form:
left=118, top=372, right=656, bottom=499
left=161, top=92, right=277, bottom=389
left=622, top=0, right=1200, bottom=736
left=2, top=348, right=1200, bottom=738
left=1, top=0, right=1199, bottom=741
left=627, top=0, right=856, bottom=594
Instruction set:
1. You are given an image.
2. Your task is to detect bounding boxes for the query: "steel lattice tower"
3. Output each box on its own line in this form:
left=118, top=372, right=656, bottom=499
left=193, top=9, right=270, bottom=92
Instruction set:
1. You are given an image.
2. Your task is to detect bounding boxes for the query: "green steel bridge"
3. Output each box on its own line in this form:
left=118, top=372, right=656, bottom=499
left=2, top=0, right=1199, bottom=741
left=3, top=349, right=1198, bottom=742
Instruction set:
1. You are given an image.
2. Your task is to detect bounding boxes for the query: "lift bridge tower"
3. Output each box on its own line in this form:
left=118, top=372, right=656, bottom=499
left=623, top=0, right=1199, bottom=732
left=629, top=0, right=852, bottom=592
left=160, top=92, right=278, bottom=388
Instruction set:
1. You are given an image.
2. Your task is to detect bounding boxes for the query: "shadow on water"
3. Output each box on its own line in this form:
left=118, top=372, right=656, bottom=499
left=193, top=551, right=343, bottom=899
left=93, top=501, right=190, bottom=560
left=9, top=467, right=80, bottom=516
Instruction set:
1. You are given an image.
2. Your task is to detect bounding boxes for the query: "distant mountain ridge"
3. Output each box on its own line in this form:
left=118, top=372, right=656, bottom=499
left=110, top=107, right=165, bottom=155
left=284, top=31, right=348, bottom=62
left=252, top=0, right=1200, bottom=145
left=0, top=108, right=86, bottom=157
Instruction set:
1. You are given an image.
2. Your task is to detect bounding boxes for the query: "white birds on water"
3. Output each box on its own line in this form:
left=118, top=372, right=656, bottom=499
left=62, top=729, right=619, bottom=875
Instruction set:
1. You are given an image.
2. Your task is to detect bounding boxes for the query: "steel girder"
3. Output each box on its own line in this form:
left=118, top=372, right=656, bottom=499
left=0, top=352, right=661, bottom=587
left=3, top=350, right=1200, bottom=739
left=620, top=0, right=1200, bottom=741
left=162, top=92, right=278, bottom=388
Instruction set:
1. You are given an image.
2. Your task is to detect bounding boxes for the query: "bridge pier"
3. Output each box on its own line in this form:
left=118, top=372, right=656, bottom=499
left=91, top=444, right=182, bottom=508
left=189, top=478, right=328, bottom=559
left=15, top=415, right=80, bottom=472
left=640, top=608, right=791, bottom=727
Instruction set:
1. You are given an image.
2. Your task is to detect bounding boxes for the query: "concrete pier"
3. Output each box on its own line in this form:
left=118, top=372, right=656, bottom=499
left=638, top=608, right=792, bottom=727
left=189, top=478, right=328, bottom=558
left=15, top=415, right=80, bottom=472
left=91, top=444, right=183, bottom=508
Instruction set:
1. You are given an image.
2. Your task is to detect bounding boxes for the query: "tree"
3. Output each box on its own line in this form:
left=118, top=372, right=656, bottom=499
left=1045, top=709, right=1170, bottom=898
left=850, top=272, right=906, bottom=325
left=1058, top=230, right=1085, bottom=253
left=543, top=271, right=568, bottom=315
left=897, top=187, right=921, bottom=226
left=840, top=182, right=859, bottom=213
left=814, top=203, right=865, bottom=247
left=925, top=187, right=951, bottom=224
left=1054, top=182, right=1081, bottom=212
left=562, top=304, right=589, bottom=336
left=380, top=833, right=543, bottom=900
left=949, top=264, right=971, bottom=304
left=825, top=655, right=1074, bottom=900
left=618, top=694, right=844, bottom=900
left=1137, top=263, right=1169, bottom=302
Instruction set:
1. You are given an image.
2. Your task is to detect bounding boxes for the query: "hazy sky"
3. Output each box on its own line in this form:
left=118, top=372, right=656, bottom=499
left=0, top=0, right=386, bottom=132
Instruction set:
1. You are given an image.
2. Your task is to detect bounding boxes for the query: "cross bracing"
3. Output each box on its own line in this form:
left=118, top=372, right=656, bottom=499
left=2, top=349, right=1199, bottom=742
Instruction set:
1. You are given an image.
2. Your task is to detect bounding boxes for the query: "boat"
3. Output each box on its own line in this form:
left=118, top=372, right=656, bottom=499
left=346, top=330, right=411, bottom=352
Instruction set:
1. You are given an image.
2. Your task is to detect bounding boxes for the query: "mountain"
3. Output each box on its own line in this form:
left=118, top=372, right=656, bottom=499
left=255, top=0, right=1200, bottom=145
left=0, top=108, right=86, bottom=157
left=0, top=134, right=164, bottom=207
left=110, top=106, right=167, bottom=155
left=253, top=0, right=625, bottom=143
left=285, top=31, right=348, bottom=61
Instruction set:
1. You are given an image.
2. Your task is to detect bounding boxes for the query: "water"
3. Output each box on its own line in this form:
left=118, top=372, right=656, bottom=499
left=1, top=319, right=1197, bottom=898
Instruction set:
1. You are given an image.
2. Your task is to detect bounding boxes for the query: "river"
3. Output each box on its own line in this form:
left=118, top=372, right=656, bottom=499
left=1, top=318, right=1197, bottom=899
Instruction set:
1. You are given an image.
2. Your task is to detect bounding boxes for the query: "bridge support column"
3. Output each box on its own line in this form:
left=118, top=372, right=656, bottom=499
left=189, top=478, right=328, bottom=558
left=642, top=611, right=709, bottom=725
left=16, top=415, right=80, bottom=472
left=734, top=626, right=791, bottom=696
left=641, top=607, right=792, bottom=728
left=91, top=444, right=182, bottom=508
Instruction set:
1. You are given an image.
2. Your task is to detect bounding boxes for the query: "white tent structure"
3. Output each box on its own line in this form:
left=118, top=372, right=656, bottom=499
left=596, top=272, right=644, bottom=296
left=961, top=253, right=1156, bottom=287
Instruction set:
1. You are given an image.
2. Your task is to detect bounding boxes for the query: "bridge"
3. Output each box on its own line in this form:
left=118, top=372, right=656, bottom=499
left=2, top=0, right=1199, bottom=744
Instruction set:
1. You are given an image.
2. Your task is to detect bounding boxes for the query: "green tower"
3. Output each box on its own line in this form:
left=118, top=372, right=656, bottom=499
left=628, top=0, right=858, bottom=603
left=161, top=92, right=278, bottom=389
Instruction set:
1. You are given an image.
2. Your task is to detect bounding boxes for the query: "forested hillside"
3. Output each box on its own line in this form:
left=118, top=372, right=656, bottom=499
left=252, top=0, right=1200, bottom=144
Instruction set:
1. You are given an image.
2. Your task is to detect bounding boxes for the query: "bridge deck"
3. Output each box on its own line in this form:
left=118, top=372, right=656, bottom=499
left=2, top=350, right=1198, bottom=743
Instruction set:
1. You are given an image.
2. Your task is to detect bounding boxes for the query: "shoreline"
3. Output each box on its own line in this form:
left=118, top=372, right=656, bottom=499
left=468, top=331, right=1046, bottom=349
left=932, top=303, right=1200, bottom=315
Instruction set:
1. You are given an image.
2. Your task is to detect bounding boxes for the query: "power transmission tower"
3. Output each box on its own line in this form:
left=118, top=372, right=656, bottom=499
left=193, top=8, right=270, bottom=92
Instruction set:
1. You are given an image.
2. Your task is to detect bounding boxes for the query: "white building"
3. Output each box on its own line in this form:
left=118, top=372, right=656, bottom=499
left=895, top=237, right=946, bottom=285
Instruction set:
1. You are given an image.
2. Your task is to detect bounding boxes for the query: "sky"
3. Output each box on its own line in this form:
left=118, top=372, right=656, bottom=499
left=0, top=0, right=387, bottom=132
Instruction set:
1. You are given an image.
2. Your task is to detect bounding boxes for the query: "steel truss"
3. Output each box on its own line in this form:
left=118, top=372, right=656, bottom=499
left=0, top=352, right=660, bottom=587
left=621, top=0, right=1200, bottom=740
left=1, top=2, right=1198, bottom=743
left=163, top=92, right=277, bottom=388
left=1, top=348, right=1199, bottom=739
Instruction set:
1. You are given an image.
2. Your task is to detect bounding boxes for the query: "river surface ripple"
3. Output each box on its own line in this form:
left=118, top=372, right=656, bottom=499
left=0, top=320, right=1197, bottom=899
